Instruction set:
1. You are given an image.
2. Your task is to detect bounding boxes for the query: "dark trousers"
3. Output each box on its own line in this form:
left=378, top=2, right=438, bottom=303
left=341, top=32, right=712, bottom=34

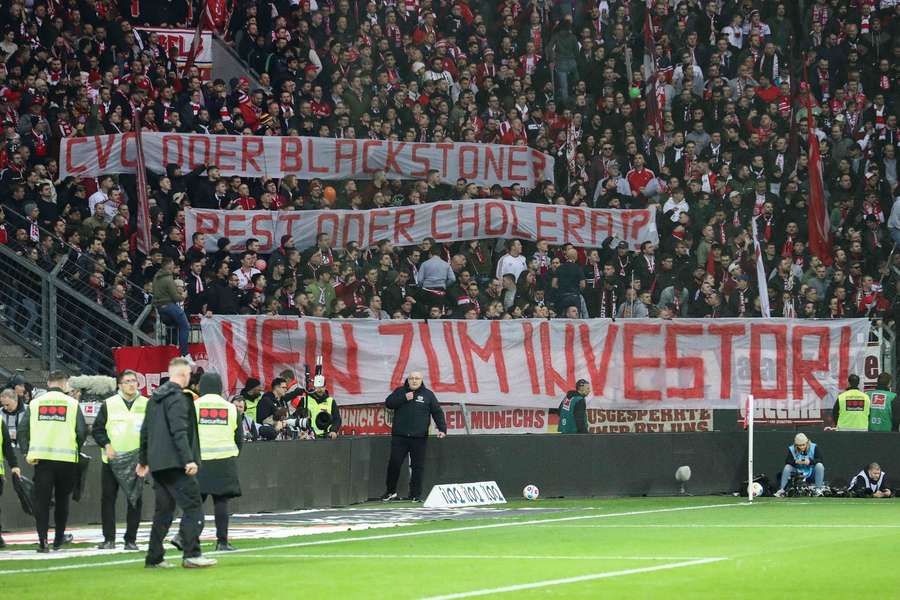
left=101, top=462, right=142, bottom=544
left=385, top=435, right=428, bottom=498
left=146, top=468, right=203, bottom=565
left=33, top=460, right=78, bottom=544
left=202, top=494, right=230, bottom=543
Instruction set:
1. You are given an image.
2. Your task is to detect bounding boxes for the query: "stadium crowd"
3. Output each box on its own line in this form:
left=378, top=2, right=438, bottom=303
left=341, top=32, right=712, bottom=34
left=0, top=0, right=898, bottom=366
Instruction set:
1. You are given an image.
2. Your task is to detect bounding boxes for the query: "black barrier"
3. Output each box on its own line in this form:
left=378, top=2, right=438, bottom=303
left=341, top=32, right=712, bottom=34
left=2, top=432, right=899, bottom=531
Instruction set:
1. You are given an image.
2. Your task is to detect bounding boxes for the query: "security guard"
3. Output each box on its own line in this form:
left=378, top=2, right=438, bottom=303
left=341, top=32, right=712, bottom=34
left=91, top=370, right=147, bottom=550
left=867, top=373, right=898, bottom=432
left=0, top=418, right=22, bottom=548
left=240, top=378, right=262, bottom=423
left=558, top=379, right=590, bottom=433
left=832, top=374, right=871, bottom=431
left=301, top=374, right=342, bottom=439
left=18, top=371, right=87, bottom=553
left=193, top=372, right=242, bottom=551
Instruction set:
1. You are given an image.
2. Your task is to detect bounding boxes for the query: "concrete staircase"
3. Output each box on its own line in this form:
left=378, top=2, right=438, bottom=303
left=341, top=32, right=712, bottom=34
left=0, top=332, right=48, bottom=388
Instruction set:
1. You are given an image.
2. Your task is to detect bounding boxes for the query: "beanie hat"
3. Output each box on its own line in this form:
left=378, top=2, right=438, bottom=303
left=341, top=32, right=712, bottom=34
left=198, top=372, right=223, bottom=396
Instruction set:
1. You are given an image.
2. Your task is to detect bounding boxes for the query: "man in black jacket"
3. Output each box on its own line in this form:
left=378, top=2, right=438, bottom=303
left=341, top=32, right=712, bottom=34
left=0, top=419, right=22, bottom=548
left=137, top=357, right=216, bottom=569
left=382, top=372, right=446, bottom=502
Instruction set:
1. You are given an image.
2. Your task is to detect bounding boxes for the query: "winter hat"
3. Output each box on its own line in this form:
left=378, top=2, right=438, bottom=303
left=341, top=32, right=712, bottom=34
left=241, top=377, right=262, bottom=397
left=198, top=372, right=223, bottom=396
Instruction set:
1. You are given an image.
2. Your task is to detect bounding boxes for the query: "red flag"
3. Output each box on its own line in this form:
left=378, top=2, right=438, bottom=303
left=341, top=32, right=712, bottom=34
left=132, top=112, right=153, bottom=255
left=182, top=17, right=204, bottom=78
left=806, top=102, right=832, bottom=265
left=201, top=0, right=231, bottom=33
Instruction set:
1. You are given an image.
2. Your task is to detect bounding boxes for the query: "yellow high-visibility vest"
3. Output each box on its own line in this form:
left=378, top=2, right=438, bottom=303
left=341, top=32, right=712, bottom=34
left=101, top=393, right=148, bottom=463
left=195, top=394, right=238, bottom=460
left=836, top=389, right=871, bottom=431
left=26, top=391, right=80, bottom=463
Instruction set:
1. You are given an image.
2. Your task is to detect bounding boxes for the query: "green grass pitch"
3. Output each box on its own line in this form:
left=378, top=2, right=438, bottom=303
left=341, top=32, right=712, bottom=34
left=2, top=496, right=899, bottom=598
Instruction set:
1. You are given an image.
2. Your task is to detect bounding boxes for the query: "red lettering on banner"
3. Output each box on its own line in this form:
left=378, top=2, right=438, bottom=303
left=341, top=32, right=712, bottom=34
left=280, top=138, right=302, bottom=171
left=507, top=146, right=527, bottom=181
left=419, top=322, right=465, bottom=392
left=393, top=209, right=415, bottom=244
left=484, top=146, right=504, bottom=182
left=622, top=211, right=650, bottom=241
left=483, top=202, right=509, bottom=236
left=303, top=321, right=318, bottom=379
left=579, top=323, right=618, bottom=395
left=457, top=203, right=480, bottom=238
left=792, top=326, right=830, bottom=400
left=384, top=142, right=405, bottom=174
left=623, top=323, right=662, bottom=401
left=242, top=137, right=264, bottom=173
left=750, top=323, right=788, bottom=400
left=64, top=138, right=88, bottom=175
left=335, top=139, right=358, bottom=173
left=96, top=135, right=120, bottom=169
left=342, top=213, right=365, bottom=246
left=563, top=208, right=586, bottom=245
left=530, top=150, right=547, bottom=184
left=509, top=204, right=530, bottom=238
left=838, top=326, right=851, bottom=384
left=436, top=143, right=453, bottom=178
left=187, top=135, right=212, bottom=169
left=361, top=140, right=383, bottom=173
left=589, top=211, right=614, bottom=246
left=120, top=133, right=136, bottom=168
left=539, top=322, right=576, bottom=396
left=195, top=211, right=219, bottom=235
left=459, top=146, right=479, bottom=180
left=317, top=213, right=339, bottom=242
left=708, top=324, right=744, bottom=399
left=456, top=321, right=509, bottom=393
left=410, top=143, right=430, bottom=176
left=535, top=206, right=558, bottom=243
left=222, top=319, right=257, bottom=391
left=280, top=213, right=303, bottom=241
left=321, top=323, right=361, bottom=394
left=368, top=209, right=391, bottom=246
left=431, top=204, right=453, bottom=241
left=261, top=319, right=300, bottom=384
left=160, top=135, right=182, bottom=168
left=224, top=214, right=248, bottom=243
left=307, top=139, right=329, bottom=173
left=250, top=215, right=274, bottom=251
left=665, top=324, right=704, bottom=399
left=379, top=322, right=414, bottom=389
left=213, top=136, right=238, bottom=171
left=521, top=322, right=541, bottom=394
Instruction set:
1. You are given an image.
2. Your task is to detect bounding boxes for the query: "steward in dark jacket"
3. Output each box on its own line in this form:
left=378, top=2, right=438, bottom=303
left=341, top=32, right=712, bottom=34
left=382, top=372, right=446, bottom=502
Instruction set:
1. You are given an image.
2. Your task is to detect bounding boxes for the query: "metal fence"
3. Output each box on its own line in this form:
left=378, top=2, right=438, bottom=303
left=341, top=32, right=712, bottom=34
left=0, top=244, right=157, bottom=375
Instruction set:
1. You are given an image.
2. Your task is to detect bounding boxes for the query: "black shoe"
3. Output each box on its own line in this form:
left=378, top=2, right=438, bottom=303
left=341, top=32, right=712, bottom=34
left=37, top=542, right=50, bottom=553
left=170, top=534, right=183, bottom=551
left=123, top=541, right=139, bottom=551
left=215, top=541, right=236, bottom=552
left=0, top=535, right=6, bottom=549
left=381, top=492, right=399, bottom=502
left=53, top=534, right=74, bottom=550
left=404, top=496, right=423, bottom=503
left=96, top=540, right=116, bottom=550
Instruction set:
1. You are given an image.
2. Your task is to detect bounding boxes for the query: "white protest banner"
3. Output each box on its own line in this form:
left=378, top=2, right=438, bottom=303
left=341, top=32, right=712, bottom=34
left=136, top=28, right=212, bottom=79
left=586, top=409, right=713, bottom=433
left=59, top=134, right=555, bottom=187
left=423, top=481, right=506, bottom=508
left=200, top=316, right=870, bottom=409
left=186, top=202, right=657, bottom=251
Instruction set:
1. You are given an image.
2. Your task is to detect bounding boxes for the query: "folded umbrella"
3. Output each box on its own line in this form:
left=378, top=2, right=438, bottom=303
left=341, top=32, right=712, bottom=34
left=72, top=452, right=91, bottom=502
left=108, top=448, right=143, bottom=508
left=11, top=473, right=35, bottom=516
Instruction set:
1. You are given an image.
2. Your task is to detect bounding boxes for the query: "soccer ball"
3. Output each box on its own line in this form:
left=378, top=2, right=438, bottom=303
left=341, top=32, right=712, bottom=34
left=751, top=482, right=764, bottom=497
left=523, top=484, right=540, bottom=500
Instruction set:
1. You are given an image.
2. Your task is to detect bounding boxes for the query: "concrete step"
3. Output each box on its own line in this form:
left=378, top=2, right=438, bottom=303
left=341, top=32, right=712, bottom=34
left=0, top=343, right=28, bottom=358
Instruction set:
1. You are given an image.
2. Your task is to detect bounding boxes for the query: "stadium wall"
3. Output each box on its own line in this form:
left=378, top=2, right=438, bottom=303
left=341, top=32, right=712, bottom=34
left=2, top=432, right=897, bottom=530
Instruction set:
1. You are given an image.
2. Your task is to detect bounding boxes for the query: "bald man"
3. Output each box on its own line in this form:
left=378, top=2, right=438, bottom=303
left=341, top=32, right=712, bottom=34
left=382, top=372, right=447, bottom=502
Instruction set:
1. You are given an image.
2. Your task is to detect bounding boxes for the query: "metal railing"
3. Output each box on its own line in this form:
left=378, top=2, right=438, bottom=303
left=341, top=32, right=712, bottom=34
left=0, top=244, right=158, bottom=375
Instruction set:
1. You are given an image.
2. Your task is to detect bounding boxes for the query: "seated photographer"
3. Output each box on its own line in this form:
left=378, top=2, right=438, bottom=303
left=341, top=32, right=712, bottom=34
left=774, top=433, right=825, bottom=497
left=255, top=378, right=292, bottom=440
left=298, top=375, right=342, bottom=439
left=233, top=396, right=260, bottom=442
left=849, top=463, right=892, bottom=498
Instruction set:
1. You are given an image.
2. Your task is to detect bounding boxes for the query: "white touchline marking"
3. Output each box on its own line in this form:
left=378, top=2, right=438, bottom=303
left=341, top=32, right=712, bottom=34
left=420, top=558, right=728, bottom=600
left=546, top=524, right=900, bottom=529
left=0, top=501, right=745, bottom=575
left=236, top=553, right=719, bottom=561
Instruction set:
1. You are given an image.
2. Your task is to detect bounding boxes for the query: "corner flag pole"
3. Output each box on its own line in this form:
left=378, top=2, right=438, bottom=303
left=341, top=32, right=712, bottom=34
left=746, top=394, right=755, bottom=503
